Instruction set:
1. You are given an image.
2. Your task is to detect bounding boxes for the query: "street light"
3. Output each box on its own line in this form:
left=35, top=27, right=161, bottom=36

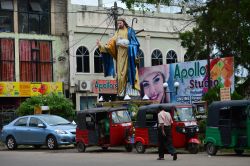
left=163, top=81, right=179, bottom=95
left=174, top=81, right=180, bottom=94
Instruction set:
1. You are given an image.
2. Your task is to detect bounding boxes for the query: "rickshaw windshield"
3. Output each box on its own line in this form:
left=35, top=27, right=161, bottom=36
left=174, top=107, right=195, bottom=122
left=112, top=110, right=131, bottom=124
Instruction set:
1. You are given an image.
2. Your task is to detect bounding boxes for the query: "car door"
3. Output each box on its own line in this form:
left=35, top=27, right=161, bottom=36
left=27, top=117, right=47, bottom=144
left=12, top=117, right=29, bottom=144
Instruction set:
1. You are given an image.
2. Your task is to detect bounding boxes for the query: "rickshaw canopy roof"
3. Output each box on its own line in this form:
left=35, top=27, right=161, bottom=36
left=76, top=106, right=129, bottom=130
left=78, top=106, right=128, bottom=115
left=138, top=103, right=193, bottom=113
left=136, top=103, right=193, bottom=127
left=207, top=100, right=250, bottom=126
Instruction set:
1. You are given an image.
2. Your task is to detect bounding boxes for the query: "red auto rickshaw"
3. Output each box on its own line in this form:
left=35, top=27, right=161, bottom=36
left=76, top=106, right=134, bottom=152
left=134, top=103, right=200, bottom=154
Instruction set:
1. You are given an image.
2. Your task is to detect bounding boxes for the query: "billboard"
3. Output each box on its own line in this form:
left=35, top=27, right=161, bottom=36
left=139, top=57, right=234, bottom=104
left=0, top=82, right=63, bottom=97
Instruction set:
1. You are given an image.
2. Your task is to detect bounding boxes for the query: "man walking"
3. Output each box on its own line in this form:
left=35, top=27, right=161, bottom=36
left=157, top=106, right=177, bottom=160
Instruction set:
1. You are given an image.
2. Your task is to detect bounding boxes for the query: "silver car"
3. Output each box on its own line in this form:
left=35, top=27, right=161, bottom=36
left=1, top=114, right=76, bottom=150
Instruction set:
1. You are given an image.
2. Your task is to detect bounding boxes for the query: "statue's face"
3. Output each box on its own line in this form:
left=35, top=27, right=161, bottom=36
left=117, top=20, right=125, bottom=29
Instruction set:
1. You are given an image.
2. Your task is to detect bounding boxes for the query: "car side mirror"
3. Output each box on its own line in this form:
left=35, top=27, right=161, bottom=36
left=38, top=123, right=46, bottom=128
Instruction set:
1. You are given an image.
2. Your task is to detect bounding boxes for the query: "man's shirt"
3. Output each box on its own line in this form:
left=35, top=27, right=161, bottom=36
left=158, top=110, right=173, bottom=126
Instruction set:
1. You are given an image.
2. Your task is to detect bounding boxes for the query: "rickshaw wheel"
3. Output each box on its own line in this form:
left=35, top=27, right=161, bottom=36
left=125, top=144, right=133, bottom=152
left=135, top=142, right=145, bottom=153
left=234, top=149, right=244, bottom=155
left=188, top=143, right=199, bottom=154
left=206, top=142, right=217, bottom=155
left=77, top=142, right=86, bottom=152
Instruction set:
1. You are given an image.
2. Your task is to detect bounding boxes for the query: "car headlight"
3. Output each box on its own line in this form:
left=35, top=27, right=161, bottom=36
left=55, top=129, right=67, bottom=134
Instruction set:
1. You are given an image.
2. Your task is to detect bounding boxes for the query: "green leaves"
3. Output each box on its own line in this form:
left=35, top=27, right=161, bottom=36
left=17, top=93, right=75, bottom=119
left=180, top=0, right=250, bottom=71
left=121, top=0, right=172, bottom=11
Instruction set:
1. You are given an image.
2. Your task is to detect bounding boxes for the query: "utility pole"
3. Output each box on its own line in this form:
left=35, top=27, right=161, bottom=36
left=207, top=41, right=211, bottom=89
left=113, top=2, right=118, bottom=31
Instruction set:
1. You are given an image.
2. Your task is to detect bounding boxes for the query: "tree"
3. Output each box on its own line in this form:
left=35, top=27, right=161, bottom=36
left=121, top=0, right=205, bottom=12
left=202, top=86, right=243, bottom=105
left=180, top=0, right=250, bottom=91
left=121, top=0, right=171, bottom=11
left=17, top=93, right=75, bottom=119
left=121, top=0, right=250, bottom=96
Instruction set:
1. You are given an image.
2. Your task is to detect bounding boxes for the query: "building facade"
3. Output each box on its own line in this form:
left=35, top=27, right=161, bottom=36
left=67, top=2, right=195, bottom=111
left=0, top=0, right=68, bottom=111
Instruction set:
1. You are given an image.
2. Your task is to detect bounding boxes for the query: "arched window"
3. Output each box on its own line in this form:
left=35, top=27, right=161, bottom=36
left=137, top=49, right=144, bottom=68
left=151, top=49, right=163, bottom=66
left=76, top=46, right=89, bottom=73
left=94, top=48, right=103, bottom=73
left=166, top=50, right=177, bottom=64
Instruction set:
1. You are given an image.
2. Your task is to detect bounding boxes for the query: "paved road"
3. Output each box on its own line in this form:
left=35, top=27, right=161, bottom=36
left=0, top=146, right=249, bottom=166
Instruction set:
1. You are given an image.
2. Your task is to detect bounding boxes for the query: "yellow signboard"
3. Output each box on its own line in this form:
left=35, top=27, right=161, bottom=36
left=220, top=87, right=231, bottom=101
left=0, top=82, right=63, bottom=97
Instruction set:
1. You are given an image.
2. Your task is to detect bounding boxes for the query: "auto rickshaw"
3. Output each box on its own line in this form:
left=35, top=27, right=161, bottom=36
left=76, top=106, right=134, bottom=152
left=134, top=103, right=200, bottom=154
left=204, top=100, right=250, bottom=155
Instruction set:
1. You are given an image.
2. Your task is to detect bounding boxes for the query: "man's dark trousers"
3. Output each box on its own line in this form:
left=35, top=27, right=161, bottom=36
left=158, top=126, right=176, bottom=158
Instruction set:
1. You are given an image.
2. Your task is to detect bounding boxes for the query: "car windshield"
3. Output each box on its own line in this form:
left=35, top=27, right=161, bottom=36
left=112, top=110, right=131, bottom=123
left=174, top=107, right=195, bottom=122
left=40, top=116, right=71, bottom=126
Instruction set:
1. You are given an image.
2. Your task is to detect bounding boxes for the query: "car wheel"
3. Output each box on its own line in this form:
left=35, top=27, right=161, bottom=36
left=188, top=143, right=199, bottom=154
left=234, top=149, right=244, bottom=155
left=125, top=144, right=133, bottom=152
left=47, top=135, right=58, bottom=150
left=135, top=142, right=145, bottom=153
left=206, top=142, right=217, bottom=155
left=77, top=142, right=86, bottom=152
left=6, top=136, right=17, bottom=150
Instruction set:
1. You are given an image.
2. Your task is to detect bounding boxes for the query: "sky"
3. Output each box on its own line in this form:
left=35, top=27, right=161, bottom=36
left=70, top=0, right=182, bottom=13
left=71, top=0, right=126, bottom=8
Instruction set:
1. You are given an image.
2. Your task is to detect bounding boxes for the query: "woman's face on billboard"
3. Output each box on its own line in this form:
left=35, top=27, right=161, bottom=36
left=141, top=72, right=164, bottom=102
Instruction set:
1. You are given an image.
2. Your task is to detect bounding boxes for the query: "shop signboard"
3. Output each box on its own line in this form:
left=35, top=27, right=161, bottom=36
left=92, top=80, right=117, bottom=94
left=220, top=87, right=231, bottom=101
left=0, top=82, right=63, bottom=97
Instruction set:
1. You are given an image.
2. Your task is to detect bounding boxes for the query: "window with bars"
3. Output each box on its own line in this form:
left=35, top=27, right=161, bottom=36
left=0, top=38, right=15, bottom=81
left=151, top=49, right=163, bottom=66
left=18, top=0, right=50, bottom=34
left=137, top=49, right=144, bottom=68
left=94, top=48, right=103, bottom=73
left=166, top=50, right=177, bottom=64
left=0, top=0, right=14, bottom=32
left=19, top=40, right=53, bottom=82
left=76, top=46, right=90, bottom=73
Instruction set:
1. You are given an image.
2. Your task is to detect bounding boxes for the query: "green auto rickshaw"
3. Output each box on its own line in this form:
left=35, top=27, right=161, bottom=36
left=204, top=100, right=250, bottom=155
